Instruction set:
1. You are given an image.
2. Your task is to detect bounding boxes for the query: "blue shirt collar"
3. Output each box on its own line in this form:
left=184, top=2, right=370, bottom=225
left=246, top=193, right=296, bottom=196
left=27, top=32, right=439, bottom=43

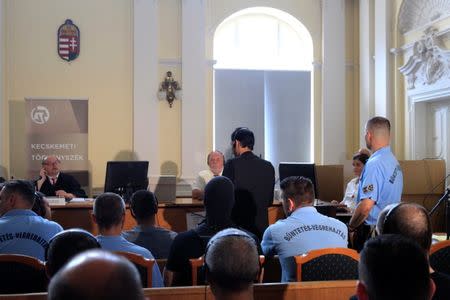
left=3, top=209, right=37, bottom=217
left=371, top=146, right=391, bottom=158
left=291, top=206, right=317, bottom=216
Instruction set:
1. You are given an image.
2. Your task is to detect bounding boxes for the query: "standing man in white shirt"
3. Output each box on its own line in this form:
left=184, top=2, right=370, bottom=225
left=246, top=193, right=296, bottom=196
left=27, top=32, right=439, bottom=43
left=192, top=151, right=224, bottom=200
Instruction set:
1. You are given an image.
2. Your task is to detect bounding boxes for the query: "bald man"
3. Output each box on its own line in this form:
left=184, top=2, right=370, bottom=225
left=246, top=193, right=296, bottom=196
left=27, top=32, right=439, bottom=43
left=48, top=249, right=144, bottom=300
left=378, top=203, right=450, bottom=300
left=348, top=117, right=403, bottom=250
left=192, top=151, right=224, bottom=199
left=36, top=155, right=87, bottom=199
left=205, top=228, right=260, bottom=300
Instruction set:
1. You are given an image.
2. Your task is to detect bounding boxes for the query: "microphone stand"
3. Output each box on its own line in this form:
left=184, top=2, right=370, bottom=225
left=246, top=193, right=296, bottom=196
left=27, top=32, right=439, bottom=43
left=429, top=188, right=450, bottom=240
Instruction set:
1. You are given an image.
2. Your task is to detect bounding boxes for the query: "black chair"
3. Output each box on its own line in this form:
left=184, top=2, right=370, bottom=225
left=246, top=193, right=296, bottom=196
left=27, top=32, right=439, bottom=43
left=430, top=240, right=450, bottom=276
left=0, top=254, right=48, bottom=294
left=294, top=248, right=359, bottom=282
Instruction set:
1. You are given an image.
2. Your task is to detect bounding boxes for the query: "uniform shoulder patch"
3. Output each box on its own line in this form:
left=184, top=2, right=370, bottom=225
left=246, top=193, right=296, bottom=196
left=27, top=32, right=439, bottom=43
left=362, top=184, right=374, bottom=193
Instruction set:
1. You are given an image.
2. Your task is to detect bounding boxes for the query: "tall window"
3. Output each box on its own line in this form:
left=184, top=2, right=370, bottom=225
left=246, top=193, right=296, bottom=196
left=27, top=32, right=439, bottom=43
left=214, top=8, right=313, bottom=176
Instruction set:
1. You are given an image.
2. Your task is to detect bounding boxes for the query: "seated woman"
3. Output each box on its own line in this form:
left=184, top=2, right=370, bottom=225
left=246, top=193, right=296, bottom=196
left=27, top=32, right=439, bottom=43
left=332, top=150, right=370, bottom=212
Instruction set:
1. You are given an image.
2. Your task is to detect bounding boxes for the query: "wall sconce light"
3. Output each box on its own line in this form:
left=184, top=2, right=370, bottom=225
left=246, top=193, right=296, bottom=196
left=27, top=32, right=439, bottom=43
left=157, top=71, right=182, bottom=108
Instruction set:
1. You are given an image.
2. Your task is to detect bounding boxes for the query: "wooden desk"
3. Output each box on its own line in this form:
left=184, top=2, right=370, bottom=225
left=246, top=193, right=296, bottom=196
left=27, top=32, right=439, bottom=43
left=50, top=199, right=350, bottom=235
left=51, top=198, right=208, bottom=235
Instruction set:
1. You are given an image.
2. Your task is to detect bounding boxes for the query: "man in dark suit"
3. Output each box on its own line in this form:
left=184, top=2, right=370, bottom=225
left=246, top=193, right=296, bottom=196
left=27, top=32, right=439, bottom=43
left=36, top=155, right=87, bottom=199
left=223, top=128, right=275, bottom=239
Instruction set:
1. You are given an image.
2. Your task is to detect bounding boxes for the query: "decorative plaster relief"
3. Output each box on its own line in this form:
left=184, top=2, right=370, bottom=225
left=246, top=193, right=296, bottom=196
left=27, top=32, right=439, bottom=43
left=398, top=0, right=450, bottom=34
left=399, top=27, right=450, bottom=90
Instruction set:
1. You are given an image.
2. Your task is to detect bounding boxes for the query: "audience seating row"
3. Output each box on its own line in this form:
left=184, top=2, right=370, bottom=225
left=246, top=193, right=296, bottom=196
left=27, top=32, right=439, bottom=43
left=0, top=280, right=358, bottom=300
left=1, top=240, right=449, bottom=297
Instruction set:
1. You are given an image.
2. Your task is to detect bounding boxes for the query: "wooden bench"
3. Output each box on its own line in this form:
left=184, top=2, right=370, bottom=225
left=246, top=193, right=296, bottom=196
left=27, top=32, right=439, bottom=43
left=0, top=280, right=357, bottom=300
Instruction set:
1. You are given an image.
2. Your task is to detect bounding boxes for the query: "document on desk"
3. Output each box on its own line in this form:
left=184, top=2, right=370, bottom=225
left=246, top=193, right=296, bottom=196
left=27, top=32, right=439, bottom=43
left=47, top=197, right=66, bottom=205
left=69, top=198, right=87, bottom=203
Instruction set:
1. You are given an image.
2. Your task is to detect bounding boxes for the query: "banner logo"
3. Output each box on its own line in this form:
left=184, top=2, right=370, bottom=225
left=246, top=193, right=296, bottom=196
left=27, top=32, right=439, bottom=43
left=57, top=19, right=80, bottom=62
left=31, top=106, right=50, bottom=124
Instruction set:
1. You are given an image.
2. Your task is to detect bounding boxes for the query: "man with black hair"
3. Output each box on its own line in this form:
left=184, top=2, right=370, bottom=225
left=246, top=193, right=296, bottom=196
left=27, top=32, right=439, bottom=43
left=164, top=176, right=260, bottom=286
left=45, top=228, right=101, bottom=278
left=377, top=203, right=450, bottom=300
left=262, top=176, right=347, bottom=282
left=123, top=190, right=177, bottom=258
left=48, top=249, right=145, bottom=300
left=92, top=192, right=163, bottom=287
left=357, top=234, right=435, bottom=300
left=223, top=127, right=275, bottom=239
left=0, top=180, right=62, bottom=260
left=205, top=228, right=260, bottom=300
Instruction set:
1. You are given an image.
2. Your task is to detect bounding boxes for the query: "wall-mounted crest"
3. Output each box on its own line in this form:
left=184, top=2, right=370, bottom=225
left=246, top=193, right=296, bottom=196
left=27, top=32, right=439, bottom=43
left=57, top=19, right=80, bottom=62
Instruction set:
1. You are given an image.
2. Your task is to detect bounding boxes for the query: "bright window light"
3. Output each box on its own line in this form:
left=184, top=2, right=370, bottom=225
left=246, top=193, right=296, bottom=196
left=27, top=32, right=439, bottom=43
left=214, top=8, right=313, bottom=71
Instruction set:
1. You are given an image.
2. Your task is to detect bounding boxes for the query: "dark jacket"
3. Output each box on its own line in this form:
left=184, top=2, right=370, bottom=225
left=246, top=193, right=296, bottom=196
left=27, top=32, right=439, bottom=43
left=38, top=172, right=87, bottom=198
left=223, top=151, right=275, bottom=239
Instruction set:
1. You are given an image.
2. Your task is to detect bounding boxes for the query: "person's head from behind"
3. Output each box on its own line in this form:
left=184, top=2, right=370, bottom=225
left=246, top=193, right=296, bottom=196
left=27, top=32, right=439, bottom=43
left=93, top=192, right=125, bottom=233
left=130, top=190, right=158, bottom=225
left=204, top=176, right=235, bottom=228
left=357, top=234, right=434, bottom=300
left=365, top=116, right=391, bottom=151
left=45, top=228, right=101, bottom=278
left=205, top=228, right=259, bottom=299
left=231, top=128, right=254, bottom=156
left=280, top=176, right=315, bottom=217
left=48, top=249, right=144, bottom=300
left=0, top=180, right=35, bottom=216
left=207, top=151, right=225, bottom=175
left=375, top=203, right=397, bottom=235
left=32, top=191, right=52, bottom=220
left=42, top=155, right=62, bottom=177
left=378, top=203, right=432, bottom=252
left=352, top=151, right=370, bottom=177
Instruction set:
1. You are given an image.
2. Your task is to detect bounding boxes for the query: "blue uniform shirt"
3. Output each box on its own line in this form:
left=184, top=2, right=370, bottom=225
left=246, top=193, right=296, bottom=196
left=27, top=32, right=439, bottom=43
left=357, top=146, right=403, bottom=225
left=0, top=209, right=63, bottom=261
left=97, top=235, right=164, bottom=287
left=261, top=206, right=348, bottom=282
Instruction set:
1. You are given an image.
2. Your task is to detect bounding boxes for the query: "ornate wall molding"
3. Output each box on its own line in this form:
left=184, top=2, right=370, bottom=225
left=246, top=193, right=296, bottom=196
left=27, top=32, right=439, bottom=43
left=398, top=0, right=450, bottom=34
left=399, top=27, right=450, bottom=90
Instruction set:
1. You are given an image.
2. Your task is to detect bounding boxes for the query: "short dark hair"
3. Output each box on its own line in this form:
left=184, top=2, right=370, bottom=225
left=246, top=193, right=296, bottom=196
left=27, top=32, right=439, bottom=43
left=230, top=127, right=249, bottom=141
left=205, top=228, right=259, bottom=293
left=2, top=180, right=35, bottom=206
left=93, top=193, right=125, bottom=230
left=234, top=128, right=254, bottom=150
left=130, top=190, right=158, bottom=221
left=381, top=203, right=432, bottom=252
left=48, top=250, right=144, bottom=300
left=366, top=116, right=391, bottom=133
left=280, top=176, right=315, bottom=205
left=359, top=234, right=431, bottom=300
left=45, top=229, right=101, bottom=277
left=352, top=152, right=370, bottom=165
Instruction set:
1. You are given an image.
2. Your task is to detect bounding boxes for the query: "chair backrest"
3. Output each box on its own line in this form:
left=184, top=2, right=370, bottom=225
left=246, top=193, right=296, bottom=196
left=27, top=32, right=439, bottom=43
left=189, top=255, right=265, bottom=286
left=156, top=258, right=167, bottom=274
left=0, top=254, right=48, bottom=294
left=115, top=251, right=155, bottom=288
left=294, top=248, right=359, bottom=282
left=430, top=240, right=450, bottom=276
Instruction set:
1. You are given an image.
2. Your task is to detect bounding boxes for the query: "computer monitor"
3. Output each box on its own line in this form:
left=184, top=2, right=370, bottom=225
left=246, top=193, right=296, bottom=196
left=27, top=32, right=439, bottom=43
left=104, top=161, right=149, bottom=202
left=279, top=162, right=318, bottom=198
